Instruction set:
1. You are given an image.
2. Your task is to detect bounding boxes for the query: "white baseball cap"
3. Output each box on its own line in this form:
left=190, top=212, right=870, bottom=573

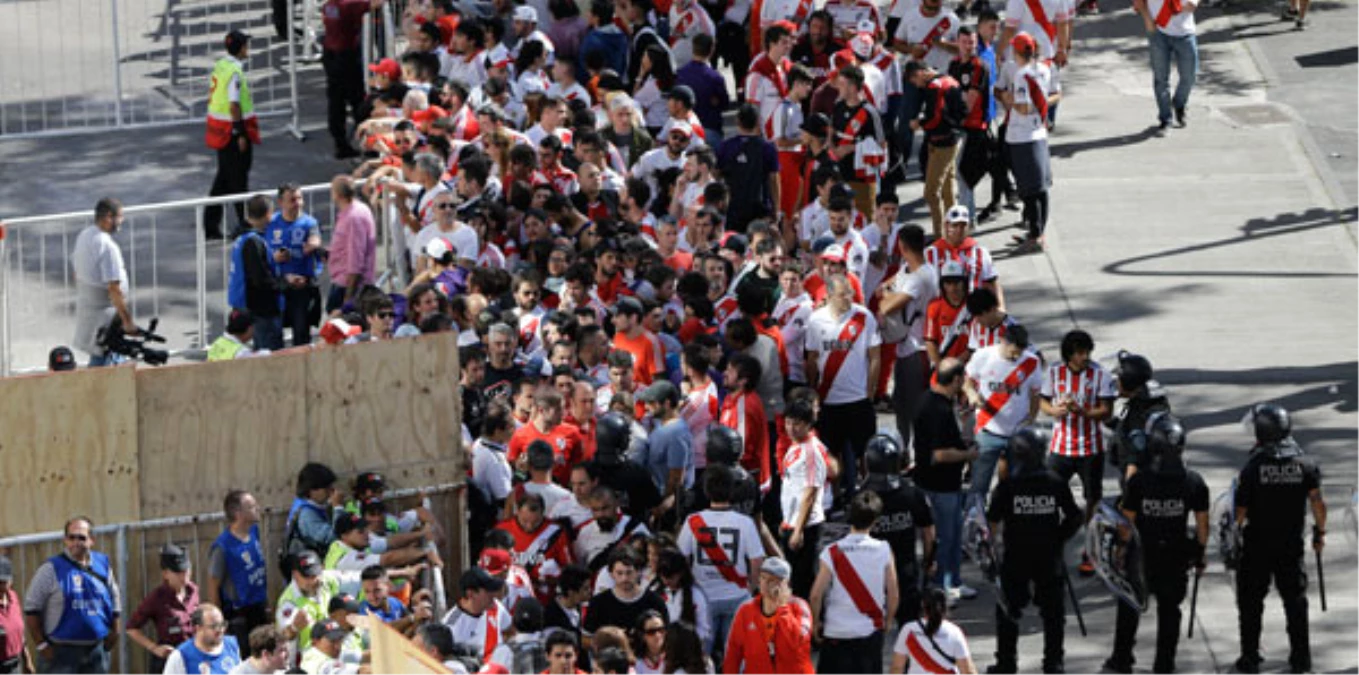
left=424, top=237, right=455, bottom=262
left=939, top=260, right=967, bottom=279
left=513, top=5, right=538, bottom=22
left=945, top=205, right=971, bottom=223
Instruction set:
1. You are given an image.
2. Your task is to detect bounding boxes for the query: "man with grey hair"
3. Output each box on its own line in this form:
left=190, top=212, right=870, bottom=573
left=387, top=151, right=450, bottom=271
left=414, top=191, right=479, bottom=275
left=71, top=198, right=134, bottom=366
left=483, top=323, right=525, bottom=400
left=806, top=273, right=881, bottom=499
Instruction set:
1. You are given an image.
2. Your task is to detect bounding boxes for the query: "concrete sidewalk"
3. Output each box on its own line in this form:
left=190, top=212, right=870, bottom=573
left=885, top=0, right=1358, bottom=671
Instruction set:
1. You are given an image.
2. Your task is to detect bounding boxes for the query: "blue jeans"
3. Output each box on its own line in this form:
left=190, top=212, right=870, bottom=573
left=252, top=315, right=284, bottom=351
left=1149, top=30, right=1198, bottom=122
left=86, top=352, right=127, bottom=368
left=925, top=489, right=965, bottom=589
left=704, top=127, right=724, bottom=147
left=707, top=594, right=745, bottom=657
left=41, top=643, right=109, bottom=674
left=968, top=430, right=1010, bottom=508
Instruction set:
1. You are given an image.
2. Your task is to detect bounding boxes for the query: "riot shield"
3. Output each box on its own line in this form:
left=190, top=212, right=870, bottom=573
left=1087, top=499, right=1148, bottom=612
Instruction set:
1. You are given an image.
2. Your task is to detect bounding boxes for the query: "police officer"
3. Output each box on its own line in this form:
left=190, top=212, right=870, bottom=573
left=863, top=433, right=937, bottom=624
left=985, top=427, right=1081, bottom=674
left=1107, top=350, right=1170, bottom=484
left=593, top=412, right=662, bottom=522
left=697, top=425, right=783, bottom=556
left=1233, top=404, right=1325, bottom=674
left=22, top=517, right=122, bottom=674
left=1104, top=413, right=1209, bottom=674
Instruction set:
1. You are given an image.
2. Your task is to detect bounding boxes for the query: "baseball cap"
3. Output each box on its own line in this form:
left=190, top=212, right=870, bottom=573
left=334, top=512, right=366, bottom=536
left=368, top=57, right=401, bottom=80
left=667, top=123, right=693, bottom=139
left=411, top=105, right=450, bottom=124
left=48, top=346, right=76, bottom=372
left=354, top=471, right=385, bottom=493
left=668, top=85, right=696, bottom=109
left=425, top=237, right=456, bottom=264
left=637, top=380, right=681, bottom=405
left=760, top=557, right=792, bottom=579
left=227, top=308, right=253, bottom=336
left=939, top=260, right=967, bottom=280
left=945, top=205, right=971, bottom=223
left=160, top=543, right=191, bottom=572
left=811, top=234, right=837, bottom=255
left=800, top=112, right=830, bottom=137
left=819, top=244, right=847, bottom=263
left=479, top=548, right=512, bottom=575
left=513, top=5, right=539, bottom=22
left=460, top=567, right=507, bottom=593
left=320, top=318, right=362, bottom=345
left=293, top=550, right=324, bottom=577
left=0, top=555, right=11, bottom=583
left=328, top=594, right=362, bottom=614
left=1011, top=31, right=1038, bottom=55
left=485, top=44, right=513, bottom=70
left=771, top=19, right=797, bottom=33
left=719, top=232, right=748, bottom=257
left=312, top=618, right=349, bottom=643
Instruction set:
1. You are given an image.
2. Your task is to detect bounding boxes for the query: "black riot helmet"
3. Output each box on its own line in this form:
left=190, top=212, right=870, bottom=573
left=594, top=412, right=631, bottom=465
left=1249, top=403, right=1291, bottom=444
left=1145, top=412, right=1187, bottom=474
left=1008, top=426, right=1049, bottom=477
left=864, top=434, right=905, bottom=489
left=1115, top=350, right=1154, bottom=393
left=705, top=425, right=743, bottom=467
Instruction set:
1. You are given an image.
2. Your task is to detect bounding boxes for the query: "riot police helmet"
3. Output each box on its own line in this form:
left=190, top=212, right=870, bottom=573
left=594, top=412, right=631, bottom=465
left=1008, top=426, right=1049, bottom=476
left=865, top=434, right=904, bottom=476
left=1115, top=350, right=1154, bottom=393
left=1145, top=411, right=1187, bottom=473
left=1248, top=403, right=1291, bottom=444
left=705, top=425, right=744, bottom=467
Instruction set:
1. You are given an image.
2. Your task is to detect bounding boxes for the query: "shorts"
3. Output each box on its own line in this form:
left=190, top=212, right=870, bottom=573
left=1047, top=452, right=1104, bottom=507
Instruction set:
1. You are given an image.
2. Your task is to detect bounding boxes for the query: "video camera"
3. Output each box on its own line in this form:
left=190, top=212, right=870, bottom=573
left=96, top=311, right=169, bottom=365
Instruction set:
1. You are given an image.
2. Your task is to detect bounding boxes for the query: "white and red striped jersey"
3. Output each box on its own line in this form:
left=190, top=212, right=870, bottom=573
left=745, top=53, right=791, bottom=136
left=442, top=599, right=512, bottom=660
left=966, top=313, right=1019, bottom=351
left=516, top=306, right=546, bottom=357
left=819, top=532, right=893, bottom=639
left=677, top=509, right=764, bottom=603
left=774, top=292, right=814, bottom=384
left=682, top=380, right=720, bottom=469
left=893, top=619, right=972, bottom=674
left=780, top=433, right=830, bottom=528
left=807, top=303, right=881, bottom=405
left=1003, top=0, right=1072, bottom=59
left=824, top=0, right=884, bottom=37
left=893, top=6, right=961, bottom=72
left=1041, top=361, right=1116, bottom=457
left=669, top=0, right=717, bottom=66
left=924, top=238, right=997, bottom=293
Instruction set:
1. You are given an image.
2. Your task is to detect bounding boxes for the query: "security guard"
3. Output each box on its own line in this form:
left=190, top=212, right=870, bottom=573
left=1104, top=413, right=1209, bottom=674
left=863, top=433, right=937, bottom=624
left=690, top=425, right=761, bottom=517
left=592, top=413, right=663, bottom=522
left=21, top=517, right=121, bottom=674
left=206, top=309, right=255, bottom=361
left=1108, top=350, right=1170, bottom=484
left=1233, top=404, right=1324, bottom=674
left=205, top=29, right=260, bottom=240
left=985, top=427, right=1081, bottom=674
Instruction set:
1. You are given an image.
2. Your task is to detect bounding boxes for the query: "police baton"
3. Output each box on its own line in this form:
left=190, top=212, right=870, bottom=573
left=1314, top=526, right=1327, bottom=612
left=1186, top=570, right=1200, bottom=638
left=1063, top=566, right=1087, bottom=637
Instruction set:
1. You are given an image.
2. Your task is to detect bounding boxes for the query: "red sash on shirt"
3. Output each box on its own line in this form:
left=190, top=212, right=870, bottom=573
left=975, top=354, right=1041, bottom=430
left=815, top=311, right=869, bottom=399
left=1024, top=74, right=1049, bottom=121
left=749, top=53, right=790, bottom=98
left=1023, top=0, right=1058, bottom=43
left=484, top=604, right=502, bottom=656
left=1154, top=0, right=1183, bottom=27
left=827, top=544, right=884, bottom=630
left=920, top=15, right=954, bottom=49
left=904, top=631, right=957, bottom=673
left=687, top=514, right=749, bottom=586
left=835, top=106, right=872, bottom=147
left=936, top=305, right=972, bottom=358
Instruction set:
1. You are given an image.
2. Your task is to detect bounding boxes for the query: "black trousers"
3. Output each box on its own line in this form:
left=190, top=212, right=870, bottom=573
left=781, top=522, right=822, bottom=601
left=816, top=398, right=876, bottom=502
left=817, top=631, right=884, bottom=674
left=715, top=22, right=750, bottom=93
left=996, top=555, right=1066, bottom=671
left=283, top=286, right=321, bottom=346
left=206, top=139, right=253, bottom=237
left=892, top=352, right=929, bottom=454
left=322, top=48, right=365, bottom=151
left=1111, top=546, right=1188, bottom=672
left=988, top=123, right=1016, bottom=205
left=1237, top=543, right=1311, bottom=672
left=224, top=602, right=270, bottom=658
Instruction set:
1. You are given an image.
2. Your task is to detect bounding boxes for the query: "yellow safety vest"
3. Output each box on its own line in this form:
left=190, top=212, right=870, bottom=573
left=206, top=57, right=259, bottom=149
left=207, top=335, right=247, bottom=361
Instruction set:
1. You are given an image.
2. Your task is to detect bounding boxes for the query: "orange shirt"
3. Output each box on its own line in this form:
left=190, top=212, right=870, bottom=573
left=723, top=595, right=815, bottom=675
left=664, top=250, right=694, bottom=272
left=612, top=329, right=665, bottom=386
left=507, top=422, right=585, bottom=485
left=924, top=296, right=970, bottom=360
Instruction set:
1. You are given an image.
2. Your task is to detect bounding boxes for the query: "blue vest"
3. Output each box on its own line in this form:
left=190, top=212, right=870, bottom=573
left=210, top=526, right=268, bottom=610
left=177, top=635, right=241, bottom=674
left=360, top=596, right=407, bottom=623
left=48, top=553, right=115, bottom=643
left=228, top=231, right=264, bottom=310
left=979, top=42, right=998, bottom=123
left=265, top=213, right=321, bottom=278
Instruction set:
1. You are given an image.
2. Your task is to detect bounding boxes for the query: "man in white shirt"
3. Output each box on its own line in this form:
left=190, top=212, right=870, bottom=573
left=471, top=403, right=516, bottom=506
left=780, top=399, right=833, bottom=599
left=877, top=225, right=939, bottom=452
left=774, top=264, right=814, bottom=387
left=572, top=487, right=651, bottom=571
left=825, top=197, right=872, bottom=284
left=809, top=491, right=898, bottom=673
left=1131, top=0, right=1198, bottom=129
left=962, top=324, right=1043, bottom=505
left=677, top=466, right=765, bottom=654
left=442, top=569, right=512, bottom=661
left=71, top=198, right=134, bottom=365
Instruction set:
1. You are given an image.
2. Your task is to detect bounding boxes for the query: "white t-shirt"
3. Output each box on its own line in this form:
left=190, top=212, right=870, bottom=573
left=71, top=225, right=130, bottom=354
left=442, top=600, right=512, bottom=660
left=859, top=221, right=905, bottom=296
left=819, top=532, right=892, bottom=638
left=781, top=436, right=830, bottom=528
left=573, top=515, right=651, bottom=569
left=471, top=438, right=513, bottom=501
left=887, top=263, right=939, bottom=357
left=681, top=380, right=720, bottom=469
left=634, top=148, right=687, bottom=197
left=547, top=494, right=593, bottom=528
left=964, top=345, right=1043, bottom=436
left=1004, top=61, right=1059, bottom=144
left=807, top=304, right=882, bottom=405
left=832, top=229, right=872, bottom=285
left=518, top=480, right=573, bottom=516
left=894, top=619, right=972, bottom=673
left=677, top=509, right=763, bottom=603
left=1002, top=0, right=1072, bottom=59
left=893, top=4, right=962, bottom=72
left=773, top=293, right=814, bottom=384
left=798, top=200, right=829, bottom=245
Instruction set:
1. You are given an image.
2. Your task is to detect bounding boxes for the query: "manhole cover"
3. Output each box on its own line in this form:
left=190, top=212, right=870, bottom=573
left=1220, top=104, right=1292, bottom=126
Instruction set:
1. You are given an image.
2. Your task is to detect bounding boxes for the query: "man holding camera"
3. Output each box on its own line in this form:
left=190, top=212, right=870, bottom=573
left=71, top=198, right=135, bottom=367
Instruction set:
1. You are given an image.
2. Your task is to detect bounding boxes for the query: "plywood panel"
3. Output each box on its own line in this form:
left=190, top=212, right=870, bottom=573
left=306, top=334, right=462, bottom=488
left=136, top=352, right=311, bottom=518
left=0, top=366, right=140, bottom=535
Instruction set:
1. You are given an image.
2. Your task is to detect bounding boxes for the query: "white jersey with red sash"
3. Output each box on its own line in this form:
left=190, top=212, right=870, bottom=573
left=820, top=532, right=892, bottom=638
left=516, top=306, right=545, bottom=356
left=442, top=599, right=511, bottom=659
left=780, top=434, right=831, bottom=528
left=677, top=509, right=763, bottom=602
left=1147, top=0, right=1195, bottom=35
left=714, top=295, right=740, bottom=330
left=894, top=620, right=971, bottom=674
left=760, top=0, right=814, bottom=30
left=669, top=0, right=717, bottom=65
left=965, top=345, right=1042, bottom=436
left=808, top=303, right=880, bottom=404
left=1003, top=0, right=1071, bottom=59
left=1041, top=361, right=1117, bottom=458
left=924, top=238, right=996, bottom=293
left=745, top=53, right=790, bottom=135
left=893, top=7, right=961, bottom=72
left=774, top=292, right=813, bottom=385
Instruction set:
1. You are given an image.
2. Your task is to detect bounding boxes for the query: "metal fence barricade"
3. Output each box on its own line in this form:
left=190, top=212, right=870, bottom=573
left=0, top=0, right=302, bottom=139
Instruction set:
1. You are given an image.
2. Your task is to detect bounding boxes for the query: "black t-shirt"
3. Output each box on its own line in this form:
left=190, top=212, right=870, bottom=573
left=1235, top=449, right=1321, bottom=549
left=912, top=391, right=967, bottom=492
left=734, top=270, right=781, bottom=317
left=830, top=100, right=884, bottom=181
left=462, top=385, right=487, bottom=439
left=866, top=476, right=935, bottom=573
left=482, top=363, right=525, bottom=401
left=987, top=470, right=1082, bottom=560
left=598, top=461, right=663, bottom=520
left=1123, top=468, right=1209, bottom=552
left=583, top=588, right=667, bottom=636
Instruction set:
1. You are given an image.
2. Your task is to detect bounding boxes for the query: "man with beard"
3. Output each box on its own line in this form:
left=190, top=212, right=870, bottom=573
left=572, top=487, right=652, bottom=573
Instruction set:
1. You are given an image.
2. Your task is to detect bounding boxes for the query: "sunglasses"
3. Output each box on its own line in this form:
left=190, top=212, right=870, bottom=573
left=66, top=534, right=89, bottom=542
left=645, top=626, right=667, bottom=635
left=435, top=203, right=458, bottom=210
left=377, top=311, right=395, bottom=319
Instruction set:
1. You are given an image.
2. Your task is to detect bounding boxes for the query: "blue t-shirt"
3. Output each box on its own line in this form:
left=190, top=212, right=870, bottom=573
left=265, top=212, right=322, bottom=278
left=645, top=418, right=694, bottom=493
left=360, top=596, right=408, bottom=623
left=979, top=41, right=998, bottom=123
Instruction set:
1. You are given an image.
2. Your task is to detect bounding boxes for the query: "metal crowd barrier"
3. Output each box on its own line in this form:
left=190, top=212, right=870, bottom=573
left=0, top=482, right=465, bottom=675
left=0, top=0, right=303, bottom=139
left=0, top=177, right=408, bottom=376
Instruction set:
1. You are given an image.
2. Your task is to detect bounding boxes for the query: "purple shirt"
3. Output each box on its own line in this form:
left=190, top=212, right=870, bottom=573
left=675, top=60, right=730, bottom=133
left=128, top=582, right=198, bottom=648
left=330, top=201, right=377, bottom=286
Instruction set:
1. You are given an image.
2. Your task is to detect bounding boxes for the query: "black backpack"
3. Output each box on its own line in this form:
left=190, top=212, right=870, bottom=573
left=722, top=135, right=772, bottom=232
left=277, top=503, right=330, bottom=577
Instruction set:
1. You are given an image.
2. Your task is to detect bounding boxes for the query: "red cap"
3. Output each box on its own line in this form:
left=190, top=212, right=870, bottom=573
left=479, top=548, right=512, bottom=575
left=411, top=105, right=450, bottom=124
left=771, top=19, right=797, bottom=33
left=368, top=57, right=401, bottom=80
left=819, top=244, right=847, bottom=263
left=320, top=319, right=361, bottom=345
left=1011, top=32, right=1038, bottom=55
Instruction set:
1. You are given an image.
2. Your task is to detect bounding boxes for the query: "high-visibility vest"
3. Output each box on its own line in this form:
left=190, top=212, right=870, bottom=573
left=206, top=57, right=260, bottom=149
left=207, top=334, right=247, bottom=361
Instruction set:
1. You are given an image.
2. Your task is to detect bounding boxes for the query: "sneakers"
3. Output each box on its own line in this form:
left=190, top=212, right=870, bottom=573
left=1079, top=551, right=1097, bottom=576
left=955, top=584, right=979, bottom=599
left=1175, top=107, right=1187, bottom=127
left=1281, top=5, right=1298, bottom=18
left=1295, top=17, right=1307, bottom=28
left=1234, top=655, right=1261, bottom=673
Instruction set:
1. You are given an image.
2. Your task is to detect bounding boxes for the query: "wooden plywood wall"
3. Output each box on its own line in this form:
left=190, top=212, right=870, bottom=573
left=0, top=366, right=141, bottom=536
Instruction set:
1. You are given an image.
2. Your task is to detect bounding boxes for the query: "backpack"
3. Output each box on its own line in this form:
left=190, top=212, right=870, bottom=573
left=277, top=501, right=330, bottom=577
left=510, top=636, right=548, bottom=675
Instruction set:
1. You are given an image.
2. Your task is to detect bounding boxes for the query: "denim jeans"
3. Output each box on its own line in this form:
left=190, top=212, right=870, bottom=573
left=968, top=430, right=1010, bottom=508
left=41, top=643, right=109, bottom=674
left=1149, top=29, right=1199, bottom=122
left=925, top=489, right=965, bottom=589
left=86, top=352, right=127, bottom=368
left=707, top=594, right=746, bottom=657
left=252, top=315, right=284, bottom=351
left=898, top=81, right=924, bottom=174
